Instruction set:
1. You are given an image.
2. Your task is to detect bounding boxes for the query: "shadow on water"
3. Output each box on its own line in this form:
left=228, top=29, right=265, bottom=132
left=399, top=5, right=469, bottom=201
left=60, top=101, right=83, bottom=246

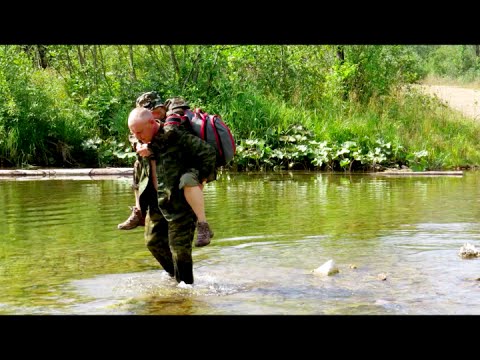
left=1, top=171, right=479, bottom=314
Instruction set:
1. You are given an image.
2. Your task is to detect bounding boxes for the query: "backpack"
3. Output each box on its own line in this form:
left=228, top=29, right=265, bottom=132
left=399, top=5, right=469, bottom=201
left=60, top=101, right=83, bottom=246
left=165, top=108, right=236, bottom=168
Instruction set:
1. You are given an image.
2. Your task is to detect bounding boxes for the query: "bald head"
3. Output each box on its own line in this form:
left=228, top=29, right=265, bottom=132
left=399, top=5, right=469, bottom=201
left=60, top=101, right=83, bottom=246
left=128, top=107, right=159, bottom=144
left=128, top=107, right=153, bottom=127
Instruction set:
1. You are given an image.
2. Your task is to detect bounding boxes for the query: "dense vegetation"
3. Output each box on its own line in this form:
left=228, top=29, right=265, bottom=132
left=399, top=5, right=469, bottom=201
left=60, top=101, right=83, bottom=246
left=1, top=45, right=480, bottom=171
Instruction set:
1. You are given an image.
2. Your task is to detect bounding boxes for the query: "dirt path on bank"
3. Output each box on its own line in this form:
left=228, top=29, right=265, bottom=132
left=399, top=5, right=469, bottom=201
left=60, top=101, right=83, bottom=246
left=419, top=85, right=480, bottom=120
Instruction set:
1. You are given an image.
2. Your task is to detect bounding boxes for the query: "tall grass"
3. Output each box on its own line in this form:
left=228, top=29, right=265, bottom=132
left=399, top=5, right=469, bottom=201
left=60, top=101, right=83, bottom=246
left=230, top=85, right=480, bottom=171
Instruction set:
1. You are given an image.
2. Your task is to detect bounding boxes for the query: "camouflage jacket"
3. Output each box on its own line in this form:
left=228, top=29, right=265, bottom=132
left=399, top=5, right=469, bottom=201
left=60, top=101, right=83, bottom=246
left=137, top=125, right=216, bottom=221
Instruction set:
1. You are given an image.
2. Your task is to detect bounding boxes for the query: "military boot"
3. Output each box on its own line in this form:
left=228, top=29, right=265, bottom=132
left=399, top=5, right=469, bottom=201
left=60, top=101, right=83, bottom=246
left=117, top=206, right=144, bottom=230
left=195, top=221, right=214, bottom=247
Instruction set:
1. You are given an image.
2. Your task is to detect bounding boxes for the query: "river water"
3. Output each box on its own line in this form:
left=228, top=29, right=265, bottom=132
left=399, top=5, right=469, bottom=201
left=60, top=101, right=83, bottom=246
left=0, top=171, right=479, bottom=315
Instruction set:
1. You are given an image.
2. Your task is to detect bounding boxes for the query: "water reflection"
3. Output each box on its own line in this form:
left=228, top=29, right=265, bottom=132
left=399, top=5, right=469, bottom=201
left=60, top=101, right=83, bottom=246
left=0, top=171, right=479, bottom=315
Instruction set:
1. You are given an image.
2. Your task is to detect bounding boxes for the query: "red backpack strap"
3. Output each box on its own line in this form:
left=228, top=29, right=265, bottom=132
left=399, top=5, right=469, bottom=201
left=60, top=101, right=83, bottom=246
left=199, top=111, right=209, bottom=140
left=164, top=114, right=184, bottom=126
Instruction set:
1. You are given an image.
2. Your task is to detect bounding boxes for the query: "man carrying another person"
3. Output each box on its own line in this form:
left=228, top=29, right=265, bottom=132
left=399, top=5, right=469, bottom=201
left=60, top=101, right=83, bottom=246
left=118, top=91, right=215, bottom=247
left=127, top=106, right=216, bottom=284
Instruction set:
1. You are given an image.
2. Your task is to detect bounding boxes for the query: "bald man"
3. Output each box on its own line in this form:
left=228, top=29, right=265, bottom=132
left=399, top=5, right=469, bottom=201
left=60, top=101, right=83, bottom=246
left=119, top=93, right=215, bottom=249
left=127, top=107, right=216, bottom=285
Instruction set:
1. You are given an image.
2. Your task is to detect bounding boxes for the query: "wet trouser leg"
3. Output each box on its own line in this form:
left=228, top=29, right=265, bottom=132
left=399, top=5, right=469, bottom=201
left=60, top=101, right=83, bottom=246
left=145, top=208, right=196, bottom=284
left=168, top=213, right=196, bottom=284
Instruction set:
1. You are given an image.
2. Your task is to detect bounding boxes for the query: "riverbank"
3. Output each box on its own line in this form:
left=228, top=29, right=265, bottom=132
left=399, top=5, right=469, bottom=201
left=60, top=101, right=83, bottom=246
left=0, top=167, right=133, bottom=180
left=0, top=167, right=464, bottom=180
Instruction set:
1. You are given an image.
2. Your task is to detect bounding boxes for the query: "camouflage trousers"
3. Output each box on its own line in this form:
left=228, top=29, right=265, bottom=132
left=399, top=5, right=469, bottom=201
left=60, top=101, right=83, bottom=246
left=133, top=159, right=201, bottom=218
left=144, top=207, right=197, bottom=284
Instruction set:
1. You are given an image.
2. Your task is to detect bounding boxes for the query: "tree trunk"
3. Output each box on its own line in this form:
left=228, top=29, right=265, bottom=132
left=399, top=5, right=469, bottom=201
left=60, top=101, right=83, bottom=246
left=21, top=45, right=48, bottom=69
left=128, top=45, right=137, bottom=81
left=76, top=45, right=86, bottom=67
left=182, top=48, right=202, bottom=91
left=167, top=45, right=181, bottom=83
left=336, top=45, right=347, bottom=100
left=37, top=45, right=48, bottom=69
left=336, top=45, right=345, bottom=63
left=98, top=46, right=113, bottom=94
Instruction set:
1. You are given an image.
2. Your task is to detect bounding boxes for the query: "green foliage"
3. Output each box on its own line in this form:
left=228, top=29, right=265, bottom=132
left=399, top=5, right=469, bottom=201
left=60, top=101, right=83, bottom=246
left=406, top=150, right=429, bottom=171
left=82, top=136, right=135, bottom=167
left=234, top=123, right=408, bottom=172
left=341, top=45, right=423, bottom=103
left=1, top=44, right=480, bottom=172
left=412, top=45, right=480, bottom=83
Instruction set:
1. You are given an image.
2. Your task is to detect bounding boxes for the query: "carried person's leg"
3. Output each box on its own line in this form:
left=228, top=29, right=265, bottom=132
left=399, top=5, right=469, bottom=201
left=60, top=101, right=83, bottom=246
left=179, top=170, right=214, bottom=247
left=184, top=185, right=206, bottom=222
left=118, top=159, right=146, bottom=230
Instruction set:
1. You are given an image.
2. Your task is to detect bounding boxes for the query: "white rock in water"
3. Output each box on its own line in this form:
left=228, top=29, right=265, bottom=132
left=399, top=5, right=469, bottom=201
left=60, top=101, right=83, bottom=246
left=459, top=243, right=480, bottom=259
left=313, top=259, right=339, bottom=276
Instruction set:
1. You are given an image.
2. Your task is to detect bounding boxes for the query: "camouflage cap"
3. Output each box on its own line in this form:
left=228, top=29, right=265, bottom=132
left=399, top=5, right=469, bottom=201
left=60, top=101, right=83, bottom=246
left=164, top=97, right=190, bottom=115
left=136, top=91, right=164, bottom=110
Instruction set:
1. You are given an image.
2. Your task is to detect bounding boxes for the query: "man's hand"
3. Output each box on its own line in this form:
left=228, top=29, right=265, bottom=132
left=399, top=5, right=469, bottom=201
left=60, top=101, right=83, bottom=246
left=136, top=143, right=152, bottom=157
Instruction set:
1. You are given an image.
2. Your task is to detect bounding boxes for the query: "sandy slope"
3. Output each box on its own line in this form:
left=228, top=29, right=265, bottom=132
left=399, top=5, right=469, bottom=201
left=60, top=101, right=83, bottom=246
left=419, top=85, right=480, bottom=120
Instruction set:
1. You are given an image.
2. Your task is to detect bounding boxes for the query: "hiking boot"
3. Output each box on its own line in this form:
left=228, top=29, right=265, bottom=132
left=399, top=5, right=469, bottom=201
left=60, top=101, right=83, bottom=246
left=195, top=221, right=214, bottom=247
left=117, top=206, right=144, bottom=230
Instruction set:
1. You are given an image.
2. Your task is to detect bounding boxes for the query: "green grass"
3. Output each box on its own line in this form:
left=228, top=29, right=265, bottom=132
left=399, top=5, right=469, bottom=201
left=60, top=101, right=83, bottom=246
left=232, top=84, right=480, bottom=171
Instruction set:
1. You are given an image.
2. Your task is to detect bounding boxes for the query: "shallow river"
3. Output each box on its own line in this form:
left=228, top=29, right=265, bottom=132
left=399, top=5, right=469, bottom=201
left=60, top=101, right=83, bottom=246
left=0, top=171, right=479, bottom=315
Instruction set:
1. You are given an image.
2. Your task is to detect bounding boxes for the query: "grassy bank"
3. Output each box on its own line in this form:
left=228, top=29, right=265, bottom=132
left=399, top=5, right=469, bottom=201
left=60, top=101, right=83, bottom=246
left=231, top=86, right=480, bottom=172
left=2, top=85, right=480, bottom=173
